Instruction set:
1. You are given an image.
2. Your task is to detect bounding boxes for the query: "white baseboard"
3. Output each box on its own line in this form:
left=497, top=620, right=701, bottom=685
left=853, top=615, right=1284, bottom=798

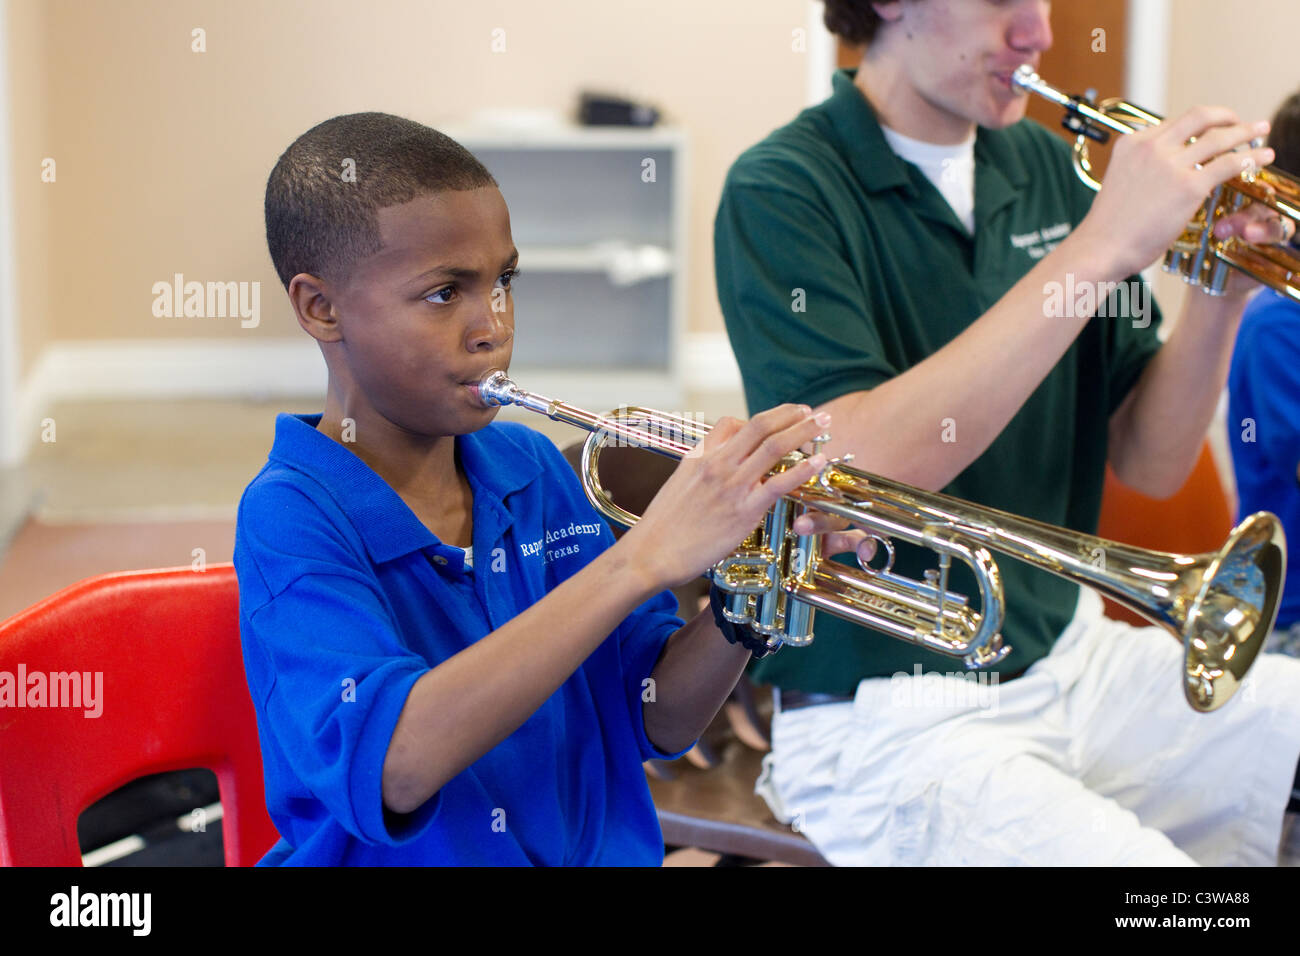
left=4, top=333, right=745, bottom=466
left=5, top=339, right=328, bottom=466
left=21, top=338, right=329, bottom=406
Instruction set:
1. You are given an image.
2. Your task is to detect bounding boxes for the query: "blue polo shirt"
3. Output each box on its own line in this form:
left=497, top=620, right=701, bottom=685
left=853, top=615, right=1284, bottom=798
left=1229, top=289, right=1300, bottom=629
left=234, top=413, right=687, bottom=865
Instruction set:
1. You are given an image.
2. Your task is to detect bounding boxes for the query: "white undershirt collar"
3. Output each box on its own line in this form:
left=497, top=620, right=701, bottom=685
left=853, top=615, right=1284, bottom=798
left=879, top=124, right=977, bottom=234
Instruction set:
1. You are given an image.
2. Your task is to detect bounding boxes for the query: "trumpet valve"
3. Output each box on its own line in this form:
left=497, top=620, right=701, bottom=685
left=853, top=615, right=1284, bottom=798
left=777, top=507, right=820, bottom=647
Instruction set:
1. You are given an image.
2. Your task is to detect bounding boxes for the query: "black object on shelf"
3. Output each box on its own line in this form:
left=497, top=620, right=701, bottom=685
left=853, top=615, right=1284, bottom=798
left=578, top=91, right=660, bottom=127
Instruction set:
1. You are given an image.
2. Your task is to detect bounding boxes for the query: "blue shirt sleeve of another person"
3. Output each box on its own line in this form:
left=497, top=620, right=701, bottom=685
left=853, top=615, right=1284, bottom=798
left=1230, top=291, right=1300, bottom=474
left=233, top=413, right=689, bottom=866
left=1228, top=291, right=1300, bottom=628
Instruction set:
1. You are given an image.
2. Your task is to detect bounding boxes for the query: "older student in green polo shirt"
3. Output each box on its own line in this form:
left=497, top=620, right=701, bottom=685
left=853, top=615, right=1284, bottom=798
left=715, top=0, right=1300, bottom=865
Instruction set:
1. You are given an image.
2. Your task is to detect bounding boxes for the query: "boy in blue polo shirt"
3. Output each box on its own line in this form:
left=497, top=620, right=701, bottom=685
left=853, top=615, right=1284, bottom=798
left=235, top=112, right=865, bottom=865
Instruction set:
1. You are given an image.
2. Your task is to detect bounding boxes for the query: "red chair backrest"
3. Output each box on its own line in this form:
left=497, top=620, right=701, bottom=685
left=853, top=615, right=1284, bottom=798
left=0, top=564, right=279, bottom=866
left=1096, top=442, right=1234, bottom=625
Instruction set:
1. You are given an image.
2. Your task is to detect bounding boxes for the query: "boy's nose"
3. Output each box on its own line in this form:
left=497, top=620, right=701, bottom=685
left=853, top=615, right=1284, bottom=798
left=1009, top=0, right=1052, bottom=52
left=466, top=301, right=511, bottom=352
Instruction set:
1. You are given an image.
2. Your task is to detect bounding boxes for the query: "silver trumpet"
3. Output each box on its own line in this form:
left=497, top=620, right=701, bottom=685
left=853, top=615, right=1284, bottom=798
left=476, top=371, right=1286, bottom=713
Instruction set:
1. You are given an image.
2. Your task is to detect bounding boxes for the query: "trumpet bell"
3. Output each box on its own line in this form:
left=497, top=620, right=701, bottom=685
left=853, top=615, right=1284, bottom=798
left=1179, top=512, right=1286, bottom=711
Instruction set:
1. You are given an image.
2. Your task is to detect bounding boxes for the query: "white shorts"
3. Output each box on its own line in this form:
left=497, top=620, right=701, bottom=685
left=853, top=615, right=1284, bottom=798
left=757, top=588, right=1300, bottom=866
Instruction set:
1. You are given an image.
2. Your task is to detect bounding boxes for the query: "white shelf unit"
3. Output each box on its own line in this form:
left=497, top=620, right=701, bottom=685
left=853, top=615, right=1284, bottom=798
left=447, top=124, right=688, bottom=418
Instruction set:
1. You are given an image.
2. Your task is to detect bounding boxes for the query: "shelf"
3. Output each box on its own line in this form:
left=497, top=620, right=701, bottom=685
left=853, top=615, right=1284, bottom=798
left=517, top=242, right=674, bottom=284
left=425, top=126, right=687, bottom=414
left=441, top=123, right=685, bottom=151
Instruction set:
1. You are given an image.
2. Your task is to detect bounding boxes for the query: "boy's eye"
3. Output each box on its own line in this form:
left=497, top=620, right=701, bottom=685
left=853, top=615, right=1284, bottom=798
left=423, top=271, right=516, bottom=305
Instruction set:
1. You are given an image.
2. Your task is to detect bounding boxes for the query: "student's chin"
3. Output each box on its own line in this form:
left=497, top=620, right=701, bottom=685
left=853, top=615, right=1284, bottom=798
left=457, top=404, right=501, bottom=434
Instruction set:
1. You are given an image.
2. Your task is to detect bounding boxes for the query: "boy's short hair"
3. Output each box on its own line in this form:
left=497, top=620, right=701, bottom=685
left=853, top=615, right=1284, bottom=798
left=264, top=112, right=497, bottom=290
left=1269, top=90, right=1300, bottom=177
left=823, top=0, right=894, bottom=47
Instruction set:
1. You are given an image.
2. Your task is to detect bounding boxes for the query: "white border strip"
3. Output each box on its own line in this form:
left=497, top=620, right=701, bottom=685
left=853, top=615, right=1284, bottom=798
left=806, top=0, right=835, bottom=106
left=1129, top=0, right=1171, bottom=293
left=1125, top=0, right=1170, bottom=112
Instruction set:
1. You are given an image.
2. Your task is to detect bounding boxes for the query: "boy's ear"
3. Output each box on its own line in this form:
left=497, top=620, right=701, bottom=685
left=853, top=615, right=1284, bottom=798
left=872, top=1, right=904, bottom=25
left=288, top=273, right=343, bottom=343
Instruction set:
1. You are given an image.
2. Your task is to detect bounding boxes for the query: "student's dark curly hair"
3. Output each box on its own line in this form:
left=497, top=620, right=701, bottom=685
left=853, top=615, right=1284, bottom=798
left=265, top=112, right=497, bottom=291
left=822, top=0, right=886, bottom=46
left=1268, top=91, right=1300, bottom=177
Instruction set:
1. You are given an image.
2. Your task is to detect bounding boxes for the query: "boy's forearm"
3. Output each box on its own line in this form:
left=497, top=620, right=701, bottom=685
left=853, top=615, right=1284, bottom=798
left=814, top=232, right=1113, bottom=491
left=642, top=606, right=752, bottom=755
left=382, top=540, right=663, bottom=814
left=1107, top=290, right=1247, bottom=498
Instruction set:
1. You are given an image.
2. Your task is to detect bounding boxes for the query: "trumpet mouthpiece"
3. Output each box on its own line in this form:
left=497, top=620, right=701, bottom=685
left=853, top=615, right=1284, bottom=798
left=1011, top=64, right=1038, bottom=92
left=472, top=369, right=513, bottom=408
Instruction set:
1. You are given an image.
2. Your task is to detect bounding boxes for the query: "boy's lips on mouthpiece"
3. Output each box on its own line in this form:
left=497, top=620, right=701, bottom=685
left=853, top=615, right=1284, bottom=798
left=464, top=371, right=501, bottom=405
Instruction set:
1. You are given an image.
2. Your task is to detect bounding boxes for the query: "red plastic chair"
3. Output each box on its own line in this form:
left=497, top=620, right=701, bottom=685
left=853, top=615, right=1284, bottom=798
left=1096, top=442, right=1234, bottom=626
left=0, top=564, right=279, bottom=866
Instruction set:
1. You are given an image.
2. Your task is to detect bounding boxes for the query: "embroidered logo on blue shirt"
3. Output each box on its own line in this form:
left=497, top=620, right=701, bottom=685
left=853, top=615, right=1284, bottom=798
left=519, top=521, right=604, bottom=563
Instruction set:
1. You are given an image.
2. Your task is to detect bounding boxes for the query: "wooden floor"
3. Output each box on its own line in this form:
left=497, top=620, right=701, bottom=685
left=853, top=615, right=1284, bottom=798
left=0, top=396, right=285, bottom=618
left=0, top=517, right=236, bottom=621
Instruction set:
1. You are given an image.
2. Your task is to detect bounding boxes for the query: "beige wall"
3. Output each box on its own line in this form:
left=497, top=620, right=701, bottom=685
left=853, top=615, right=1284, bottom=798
left=1166, top=0, right=1299, bottom=135
left=5, top=0, right=50, bottom=379
left=5, top=0, right=811, bottom=381
left=7, top=1, right=1299, bottom=382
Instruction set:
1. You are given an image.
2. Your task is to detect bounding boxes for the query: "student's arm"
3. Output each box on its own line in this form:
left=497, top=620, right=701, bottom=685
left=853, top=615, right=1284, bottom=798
left=777, top=110, right=1275, bottom=493
left=381, top=406, right=833, bottom=814
left=639, top=609, right=752, bottom=756
left=1108, top=202, right=1298, bottom=497
left=640, top=512, right=871, bottom=755
left=1106, top=289, right=1248, bottom=498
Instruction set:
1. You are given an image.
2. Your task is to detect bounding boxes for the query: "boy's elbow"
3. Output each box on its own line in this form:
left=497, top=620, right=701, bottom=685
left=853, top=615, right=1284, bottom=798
left=382, top=784, right=419, bottom=817
left=644, top=725, right=693, bottom=758
left=381, top=755, right=438, bottom=816
left=1110, top=450, right=1191, bottom=501
left=381, top=770, right=416, bottom=816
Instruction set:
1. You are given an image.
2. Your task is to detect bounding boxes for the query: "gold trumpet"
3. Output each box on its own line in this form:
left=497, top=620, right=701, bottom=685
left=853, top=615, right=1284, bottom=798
left=476, top=371, right=1286, bottom=713
left=1012, top=66, right=1300, bottom=301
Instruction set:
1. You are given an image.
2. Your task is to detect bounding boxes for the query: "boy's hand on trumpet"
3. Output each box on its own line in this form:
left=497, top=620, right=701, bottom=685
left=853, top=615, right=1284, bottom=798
left=619, top=406, right=875, bottom=590
left=1075, top=107, right=1279, bottom=278
left=792, top=510, right=878, bottom=566
left=1211, top=199, right=1297, bottom=297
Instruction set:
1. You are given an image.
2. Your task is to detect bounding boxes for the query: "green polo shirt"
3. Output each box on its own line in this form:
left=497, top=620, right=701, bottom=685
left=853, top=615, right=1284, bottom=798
left=715, top=68, right=1163, bottom=692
